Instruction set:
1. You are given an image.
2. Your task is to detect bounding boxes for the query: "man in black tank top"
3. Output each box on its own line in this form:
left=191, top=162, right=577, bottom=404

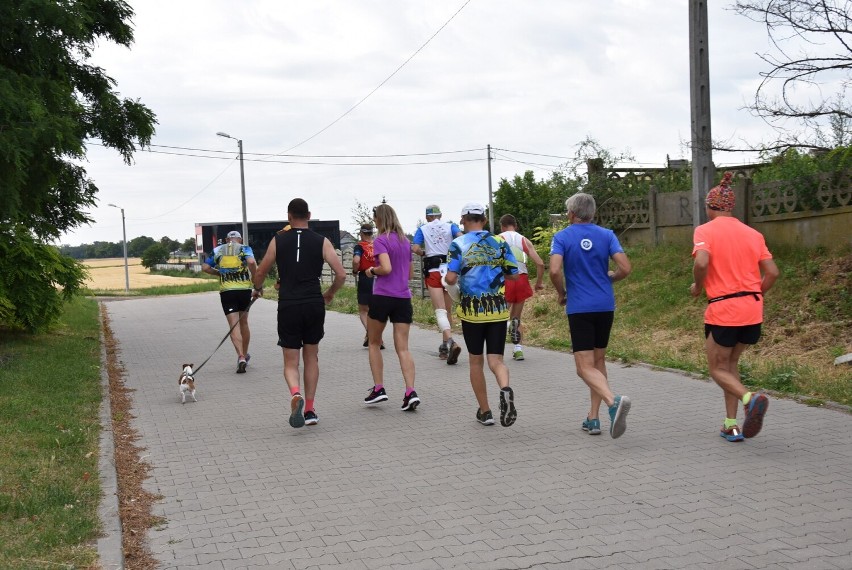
left=252, top=198, right=347, bottom=429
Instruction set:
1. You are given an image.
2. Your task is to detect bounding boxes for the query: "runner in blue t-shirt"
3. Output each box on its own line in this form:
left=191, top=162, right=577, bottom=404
left=549, top=193, right=633, bottom=439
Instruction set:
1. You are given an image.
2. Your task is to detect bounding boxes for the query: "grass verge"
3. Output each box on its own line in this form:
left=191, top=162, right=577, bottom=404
left=0, top=296, right=101, bottom=569
left=325, top=243, right=852, bottom=406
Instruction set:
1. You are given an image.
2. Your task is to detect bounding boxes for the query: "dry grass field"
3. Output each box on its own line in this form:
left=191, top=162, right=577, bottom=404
left=82, top=258, right=207, bottom=290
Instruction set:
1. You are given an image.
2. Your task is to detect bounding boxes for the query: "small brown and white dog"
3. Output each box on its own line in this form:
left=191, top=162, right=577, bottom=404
left=179, top=364, right=197, bottom=404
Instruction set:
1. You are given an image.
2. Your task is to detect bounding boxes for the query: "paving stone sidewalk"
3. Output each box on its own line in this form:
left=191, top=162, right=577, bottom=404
left=100, top=292, right=852, bottom=569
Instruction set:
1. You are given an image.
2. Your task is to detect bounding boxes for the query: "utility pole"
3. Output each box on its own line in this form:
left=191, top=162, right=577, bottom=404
left=487, top=144, right=494, bottom=233
left=107, top=203, right=130, bottom=293
left=216, top=132, right=249, bottom=246
left=689, top=0, right=714, bottom=226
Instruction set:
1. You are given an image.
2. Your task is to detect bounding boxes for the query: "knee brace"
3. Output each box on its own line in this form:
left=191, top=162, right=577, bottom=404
left=435, top=308, right=451, bottom=332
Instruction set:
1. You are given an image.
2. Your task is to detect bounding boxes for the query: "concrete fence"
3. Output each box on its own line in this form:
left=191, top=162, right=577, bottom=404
left=596, top=170, right=852, bottom=248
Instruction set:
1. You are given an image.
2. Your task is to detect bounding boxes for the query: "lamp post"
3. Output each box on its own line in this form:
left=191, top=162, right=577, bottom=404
left=107, top=203, right=130, bottom=293
left=216, top=131, right=249, bottom=245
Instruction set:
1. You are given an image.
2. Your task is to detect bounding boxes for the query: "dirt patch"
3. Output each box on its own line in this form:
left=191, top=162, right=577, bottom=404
left=101, top=304, right=161, bottom=570
left=83, top=258, right=206, bottom=290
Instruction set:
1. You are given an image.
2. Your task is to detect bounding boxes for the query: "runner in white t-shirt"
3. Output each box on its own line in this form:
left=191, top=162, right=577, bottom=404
left=498, top=215, right=545, bottom=361
left=411, top=204, right=464, bottom=364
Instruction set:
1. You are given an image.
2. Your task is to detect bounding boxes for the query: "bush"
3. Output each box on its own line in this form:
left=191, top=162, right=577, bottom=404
left=0, top=225, right=87, bottom=332
left=141, top=243, right=169, bottom=269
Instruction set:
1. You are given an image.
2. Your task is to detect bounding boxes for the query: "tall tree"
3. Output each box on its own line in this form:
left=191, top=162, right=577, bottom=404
left=128, top=235, right=156, bottom=257
left=350, top=199, right=373, bottom=234
left=493, top=171, right=574, bottom=233
left=0, top=0, right=156, bottom=331
left=734, top=0, right=852, bottom=152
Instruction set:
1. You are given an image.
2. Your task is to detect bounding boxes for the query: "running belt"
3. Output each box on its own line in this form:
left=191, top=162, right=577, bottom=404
left=707, top=291, right=761, bottom=304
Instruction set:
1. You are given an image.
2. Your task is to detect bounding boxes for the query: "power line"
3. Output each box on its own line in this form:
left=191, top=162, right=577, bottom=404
left=97, top=143, right=485, bottom=166
left=133, top=159, right=236, bottom=221
left=493, top=147, right=573, bottom=160
left=274, top=0, right=473, bottom=155
left=93, top=141, right=485, bottom=159
left=491, top=151, right=562, bottom=170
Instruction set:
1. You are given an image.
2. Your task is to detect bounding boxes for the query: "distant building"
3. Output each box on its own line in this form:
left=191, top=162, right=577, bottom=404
left=195, top=219, right=341, bottom=261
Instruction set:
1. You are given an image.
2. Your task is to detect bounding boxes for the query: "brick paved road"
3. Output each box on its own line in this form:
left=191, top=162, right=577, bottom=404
left=101, top=292, right=852, bottom=569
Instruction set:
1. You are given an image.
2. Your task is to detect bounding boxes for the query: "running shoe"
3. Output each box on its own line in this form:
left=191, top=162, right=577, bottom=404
left=438, top=342, right=449, bottom=360
left=364, top=386, right=388, bottom=405
left=446, top=339, right=462, bottom=365
left=304, top=410, right=319, bottom=426
left=720, top=424, right=744, bottom=442
left=245, top=353, right=251, bottom=363
left=509, top=317, right=521, bottom=344
left=742, top=393, right=769, bottom=438
left=401, top=391, right=421, bottom=411
left=476, top=408, right=495, bottom=426
left=582, top=417, right=592, bottom=431
left=512, top=349, right=524, bottom=361
left=499, top=387, right=517, bottom=427
left=608, top=395, right=631, bottom=439
left=289, top=394, right=305, bottom=428
left=587, top=418, right=601, bottom=435
left=236, top=357, right=247, bottom=374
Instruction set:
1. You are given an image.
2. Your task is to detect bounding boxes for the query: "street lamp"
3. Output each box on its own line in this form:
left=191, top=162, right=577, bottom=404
left=107, top=203, right=130, bottom=293
left=216, top=131, right=249, bottom=245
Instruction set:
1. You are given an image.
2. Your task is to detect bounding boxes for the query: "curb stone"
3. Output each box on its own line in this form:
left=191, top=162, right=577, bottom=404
left=96, top=309, right=124, bottom=570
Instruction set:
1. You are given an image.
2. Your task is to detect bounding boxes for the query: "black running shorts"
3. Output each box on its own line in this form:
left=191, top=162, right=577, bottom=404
left=356, top=271, right=375, bottom=306
left=567, top=311, right=615, bottom=352
left=277, top=302, right=326, bottom=349
left=368, top=294, right=413, bottom=324
left=220, top=289, right=252, bottom=315
left=461, top=320, right=508, bottom=356
left=704, top=323, right=762, bottom=347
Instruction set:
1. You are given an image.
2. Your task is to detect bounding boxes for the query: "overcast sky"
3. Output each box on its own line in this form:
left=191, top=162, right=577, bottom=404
left=61, top=0, right=786, bottom=247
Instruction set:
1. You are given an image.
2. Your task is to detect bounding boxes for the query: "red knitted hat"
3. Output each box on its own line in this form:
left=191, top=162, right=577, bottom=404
left=706, top=171, right=735, bottom=211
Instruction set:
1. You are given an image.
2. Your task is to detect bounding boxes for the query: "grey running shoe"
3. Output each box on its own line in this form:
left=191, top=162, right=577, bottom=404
left=499, top=387, right=517, bottom=427
left=509, top=317, right=521, bottom=344
left=289, top=394, right=305, bottom=428
left=446, top=339, right=462, bottom=365
left=608, top=395, right=631, bottom=439
left=476, top=408, right=495, bottom=426
left=438, top=342, right=449, bottom=360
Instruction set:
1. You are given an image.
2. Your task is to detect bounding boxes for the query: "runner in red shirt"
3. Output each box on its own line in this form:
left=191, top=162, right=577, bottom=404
left=691, top=172, right=779, bottom=442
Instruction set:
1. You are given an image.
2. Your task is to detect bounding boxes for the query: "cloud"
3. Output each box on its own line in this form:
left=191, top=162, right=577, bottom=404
left=61, top=0, right=798, bottom=246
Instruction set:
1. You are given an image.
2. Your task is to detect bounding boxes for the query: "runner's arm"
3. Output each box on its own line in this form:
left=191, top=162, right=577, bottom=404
left=524, top=237, right=546, bottom=290
left=759, top=258, right=779, bottom=294
left=608, top=252, right=631, bottom=283
left=690, top=249, right=709, bottom=297
left=549, top=253, right=566, bottom=306
left=369, top=252, right=392, bottom=276
left=252, top=238, right=277, bottom=297
left=322, top=238, right=347, bottom=304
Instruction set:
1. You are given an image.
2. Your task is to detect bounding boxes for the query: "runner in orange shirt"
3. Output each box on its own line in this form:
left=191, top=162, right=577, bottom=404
left=690, top=172, right=779, bottom=442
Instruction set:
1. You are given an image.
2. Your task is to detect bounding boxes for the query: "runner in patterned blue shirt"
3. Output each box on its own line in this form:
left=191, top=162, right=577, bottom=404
left=445, top=202, right=519, bottom=427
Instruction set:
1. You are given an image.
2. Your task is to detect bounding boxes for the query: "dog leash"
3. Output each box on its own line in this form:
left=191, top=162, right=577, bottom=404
left=193, top=297, right=257, bottom=376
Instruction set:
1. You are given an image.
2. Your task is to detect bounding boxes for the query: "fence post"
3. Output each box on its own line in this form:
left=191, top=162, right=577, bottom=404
left=744, top=178, right=752, bottom=226
left=649, top=186, right=658, bottom=246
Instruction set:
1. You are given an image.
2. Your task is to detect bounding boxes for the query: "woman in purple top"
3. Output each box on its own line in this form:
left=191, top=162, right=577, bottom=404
left=363, top=204, right=419, bottom=411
